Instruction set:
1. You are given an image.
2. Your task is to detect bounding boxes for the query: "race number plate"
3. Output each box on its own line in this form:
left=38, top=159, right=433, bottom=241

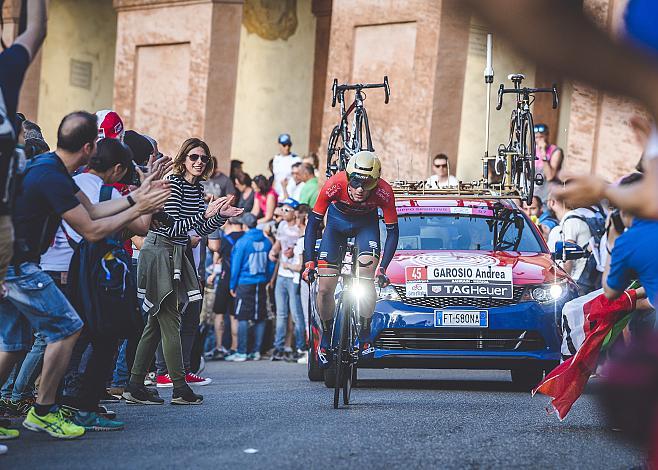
left=435, top=310, right=488, bottom=328
left=405, top=265, right=513, bottom=299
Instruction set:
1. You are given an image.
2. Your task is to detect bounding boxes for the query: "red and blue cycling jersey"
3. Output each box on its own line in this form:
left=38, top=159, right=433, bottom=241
left=312, top=172, right=398, bottom=224
left=304, top=172, right=399, bottom=270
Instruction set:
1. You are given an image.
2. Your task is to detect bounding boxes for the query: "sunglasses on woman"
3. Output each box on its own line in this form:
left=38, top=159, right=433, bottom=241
left=187, top=154, right=210, bottom=164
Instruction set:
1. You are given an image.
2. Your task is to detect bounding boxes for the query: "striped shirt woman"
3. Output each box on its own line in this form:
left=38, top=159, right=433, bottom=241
left=127, top=138, right=243, bottom=406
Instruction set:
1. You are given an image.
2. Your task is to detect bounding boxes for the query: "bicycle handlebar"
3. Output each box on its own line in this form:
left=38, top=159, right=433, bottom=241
left=331, top=76, right=390, bottom=107
left=495, top=83, right=559, bottom=110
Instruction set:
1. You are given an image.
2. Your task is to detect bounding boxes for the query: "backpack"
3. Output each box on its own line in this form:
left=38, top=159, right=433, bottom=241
left=11, top=153, right=65, bottom=262
left=67, top=185, right=140, bottom=338
left=563, top=208, right=606, bottom=293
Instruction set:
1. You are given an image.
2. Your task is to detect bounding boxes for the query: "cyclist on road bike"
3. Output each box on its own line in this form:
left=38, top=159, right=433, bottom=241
left=302, top=151, right=399, bottom=368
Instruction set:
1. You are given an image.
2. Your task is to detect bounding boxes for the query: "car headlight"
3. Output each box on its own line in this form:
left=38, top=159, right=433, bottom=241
left=378, top=285, right=401, bottom=301
left=524, top=281, right=568, bottom=304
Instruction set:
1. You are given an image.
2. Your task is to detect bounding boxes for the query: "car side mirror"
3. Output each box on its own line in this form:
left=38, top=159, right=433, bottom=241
left=552, top=240, right=587, bottom=261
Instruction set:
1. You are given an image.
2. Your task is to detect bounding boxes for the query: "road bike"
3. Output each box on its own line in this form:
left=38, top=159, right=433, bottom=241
left=493, top=73, right=558, bottom=204
left=326, top=77, right=390, bottom=178
left=315, top=242, right=363, bottom=409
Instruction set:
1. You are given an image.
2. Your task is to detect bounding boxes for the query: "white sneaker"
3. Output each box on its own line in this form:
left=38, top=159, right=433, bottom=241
left=248, top=352, right=261, bottom=361
left=297, top=351, right=308, bottom=364
left=225, top=353, right=247, bottom=362
left=0, top=444, right=7, bottom=455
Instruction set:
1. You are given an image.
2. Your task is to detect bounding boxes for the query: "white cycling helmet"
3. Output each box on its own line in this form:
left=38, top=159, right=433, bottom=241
left=346, top=150, right=381, bottom=190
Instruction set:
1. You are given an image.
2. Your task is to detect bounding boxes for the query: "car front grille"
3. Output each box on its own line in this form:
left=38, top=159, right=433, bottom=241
left=374, top=328, right=545, bottom=351
left=392, top=286, right=525, bottom=309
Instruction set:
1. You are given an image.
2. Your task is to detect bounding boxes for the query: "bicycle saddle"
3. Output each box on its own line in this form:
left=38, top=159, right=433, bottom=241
left=508, top=73, right=525, bottom=82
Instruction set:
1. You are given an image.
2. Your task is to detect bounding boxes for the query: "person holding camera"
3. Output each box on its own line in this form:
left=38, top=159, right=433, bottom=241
left=124, top=138, right=243, bottom=406
left=604, top=173, right=658, bottom=310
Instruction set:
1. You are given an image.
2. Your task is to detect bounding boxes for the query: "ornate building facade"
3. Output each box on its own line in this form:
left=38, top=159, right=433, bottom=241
left=1, top=0, right=643, bottom=183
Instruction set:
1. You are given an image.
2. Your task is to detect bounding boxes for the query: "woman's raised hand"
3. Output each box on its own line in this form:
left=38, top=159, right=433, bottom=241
left=205, top=195, right=227, bottom=219
left=218, top=195, right=244, bottom=218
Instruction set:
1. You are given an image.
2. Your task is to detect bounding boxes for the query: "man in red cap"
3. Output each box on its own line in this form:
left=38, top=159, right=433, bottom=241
left=95, top=109, right=125, bottom=142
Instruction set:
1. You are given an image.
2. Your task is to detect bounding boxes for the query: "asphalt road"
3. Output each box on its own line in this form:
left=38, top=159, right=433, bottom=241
left=3, top=361, right=643, bottom=469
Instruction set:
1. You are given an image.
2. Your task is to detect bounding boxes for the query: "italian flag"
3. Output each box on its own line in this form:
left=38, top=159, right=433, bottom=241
left=532, top=289, right=638, bottom=420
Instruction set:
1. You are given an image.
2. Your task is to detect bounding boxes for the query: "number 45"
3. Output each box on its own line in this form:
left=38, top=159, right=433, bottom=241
left=408, top=267, right=426, bottom=280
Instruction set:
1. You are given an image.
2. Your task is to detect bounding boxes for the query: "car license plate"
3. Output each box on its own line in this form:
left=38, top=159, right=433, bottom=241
left=435, top=310, right=488, bottom=328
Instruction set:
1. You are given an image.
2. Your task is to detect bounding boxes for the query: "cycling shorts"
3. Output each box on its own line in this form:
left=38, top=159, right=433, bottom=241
left=317, top=204, right=380, bottom=269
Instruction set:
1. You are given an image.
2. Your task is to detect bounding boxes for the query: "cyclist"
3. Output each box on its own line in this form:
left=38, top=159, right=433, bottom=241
left=302, top=151, right=399, bottom=367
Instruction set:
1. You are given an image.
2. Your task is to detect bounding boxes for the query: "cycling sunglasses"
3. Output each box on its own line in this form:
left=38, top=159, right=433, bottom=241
left=187, top=154, right=210, bottom=164
left=348, top=173, right=377, bottom=190
left=534, top=124, right=548, bottom=134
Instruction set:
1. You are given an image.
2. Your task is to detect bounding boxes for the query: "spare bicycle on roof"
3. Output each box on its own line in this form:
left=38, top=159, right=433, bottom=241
left=481, top=33, right=559, bottom=205
left=326, top=76, right=390, bottom=178
left=386, top=34, right=558, bottom=204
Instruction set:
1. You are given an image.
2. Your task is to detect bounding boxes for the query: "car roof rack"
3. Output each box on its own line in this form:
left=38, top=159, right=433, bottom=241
left=390, top=180, right=523, bottom=200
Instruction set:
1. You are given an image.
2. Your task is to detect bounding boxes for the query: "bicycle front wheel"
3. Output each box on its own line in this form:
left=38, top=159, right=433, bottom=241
left=343, top=308, right=357, bottom=405
left=333, top=299, right=349, bottom=409
left=520, top=113, right=536, bottom=205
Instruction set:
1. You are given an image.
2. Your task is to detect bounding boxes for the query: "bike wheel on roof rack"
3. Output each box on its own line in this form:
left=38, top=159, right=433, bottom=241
left=520, top=113, right=536, bottom=205
left=326, top=125, right=342, bottom=177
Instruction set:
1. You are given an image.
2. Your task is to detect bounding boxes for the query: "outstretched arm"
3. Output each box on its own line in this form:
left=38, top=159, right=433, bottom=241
left=552, top=159, right=658, bottom=219
left=14, top=0, right=47, bottom=60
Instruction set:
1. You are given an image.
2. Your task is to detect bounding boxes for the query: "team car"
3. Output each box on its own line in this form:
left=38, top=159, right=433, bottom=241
left=308, top=191, right=579, bottom=391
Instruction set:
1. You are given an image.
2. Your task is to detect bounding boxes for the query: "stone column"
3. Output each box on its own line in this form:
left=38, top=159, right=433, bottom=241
left=1, top=0, right=42, bottom=121
left=427, top=0, right=470, bottom=177
left=308, top=0, right=331, bottom=155
left=112, top=0, right=243, bottom=171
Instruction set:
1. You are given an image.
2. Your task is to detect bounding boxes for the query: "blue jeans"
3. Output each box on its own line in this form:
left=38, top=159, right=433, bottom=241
left=238, top=320, right=266, bottom=355
left=111, top=340, right=129, bottom=388
left=1, top=332, right=46, bottom=401
left=274, top=276, right=305, bottom=351
left=0, top=263, right=83, bottom=351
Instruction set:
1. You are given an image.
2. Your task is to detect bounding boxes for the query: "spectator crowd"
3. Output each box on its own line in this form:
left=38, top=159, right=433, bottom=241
left=0, top=0, right=321, bottom=449
left=1, top=0, right=658, bottom=466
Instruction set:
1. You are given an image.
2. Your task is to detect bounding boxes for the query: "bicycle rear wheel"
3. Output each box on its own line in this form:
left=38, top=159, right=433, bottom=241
left=520, top=114, right=536, bottom=205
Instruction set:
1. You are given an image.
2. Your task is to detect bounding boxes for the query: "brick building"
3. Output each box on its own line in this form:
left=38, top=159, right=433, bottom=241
left=0, top=0, right=644, bottom=183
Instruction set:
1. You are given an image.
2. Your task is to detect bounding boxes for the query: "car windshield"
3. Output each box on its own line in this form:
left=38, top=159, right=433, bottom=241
left=382, top=211, right=545, bottom=253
